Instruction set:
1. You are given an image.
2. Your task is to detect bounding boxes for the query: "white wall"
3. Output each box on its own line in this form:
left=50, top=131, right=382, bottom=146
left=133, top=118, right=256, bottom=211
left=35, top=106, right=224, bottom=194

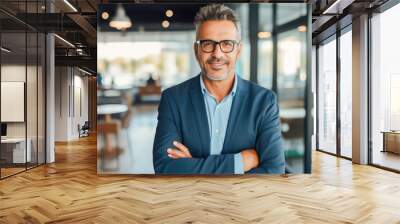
left=54, top=66, right=69, bottom=141
left=1, top=65, right=29, bottom=137
left=54, top=67, right=89, bottom=141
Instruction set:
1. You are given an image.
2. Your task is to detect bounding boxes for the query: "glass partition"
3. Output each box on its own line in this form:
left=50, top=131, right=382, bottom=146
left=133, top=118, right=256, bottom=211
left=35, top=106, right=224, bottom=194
left=27, top=29, right=38, bottom=169
left=38, top=31, right=46, bottom=165
left=317, top=37, right=337, bottom=155
left=371, top=3, right=400, bottom=171
left=0, top=1, right=46, bottom=179
left=339, top=29, right=352, bottom=158
left=0, top=13, right=28, bottom=177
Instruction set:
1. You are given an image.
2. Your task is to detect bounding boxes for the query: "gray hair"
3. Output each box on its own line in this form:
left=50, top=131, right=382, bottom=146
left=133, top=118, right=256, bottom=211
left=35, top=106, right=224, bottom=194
left=194, top=4, right=241, bottom=40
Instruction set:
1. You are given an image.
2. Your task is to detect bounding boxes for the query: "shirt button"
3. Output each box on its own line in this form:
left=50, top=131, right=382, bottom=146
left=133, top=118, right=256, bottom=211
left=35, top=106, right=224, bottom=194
left=215, top=129, right=219, bottom=134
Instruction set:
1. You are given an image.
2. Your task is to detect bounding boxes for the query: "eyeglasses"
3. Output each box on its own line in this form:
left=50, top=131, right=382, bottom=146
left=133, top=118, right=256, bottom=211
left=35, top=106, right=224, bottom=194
left=195, top=39, right=240, bottom=53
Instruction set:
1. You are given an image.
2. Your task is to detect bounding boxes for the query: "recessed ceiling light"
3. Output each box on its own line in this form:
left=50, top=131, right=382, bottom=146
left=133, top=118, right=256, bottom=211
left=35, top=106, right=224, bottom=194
left=101, top=11, right=109, bottom=20
left=162, top=20, right=170, bottom=28
left=165, top=10, right=173, bottom=18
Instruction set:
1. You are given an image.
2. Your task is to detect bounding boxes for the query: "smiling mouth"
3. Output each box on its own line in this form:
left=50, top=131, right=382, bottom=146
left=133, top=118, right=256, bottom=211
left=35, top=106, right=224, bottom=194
left=208, top=61, right=226, bottom=69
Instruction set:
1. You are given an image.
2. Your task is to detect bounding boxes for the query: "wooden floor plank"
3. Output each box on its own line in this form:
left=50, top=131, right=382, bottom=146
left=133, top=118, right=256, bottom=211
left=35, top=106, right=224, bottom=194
left=0, top=135, right=400, bottom=223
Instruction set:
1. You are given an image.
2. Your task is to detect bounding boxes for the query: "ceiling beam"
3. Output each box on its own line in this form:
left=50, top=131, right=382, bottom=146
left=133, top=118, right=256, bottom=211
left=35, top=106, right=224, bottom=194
left=67, top=14, right=97, bottom=37
left=55, top=55, right=96, bottom=71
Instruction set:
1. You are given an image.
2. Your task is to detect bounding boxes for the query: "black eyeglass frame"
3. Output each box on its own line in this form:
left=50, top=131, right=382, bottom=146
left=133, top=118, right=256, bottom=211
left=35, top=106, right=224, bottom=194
left=195, top=39, right=240, bottom=53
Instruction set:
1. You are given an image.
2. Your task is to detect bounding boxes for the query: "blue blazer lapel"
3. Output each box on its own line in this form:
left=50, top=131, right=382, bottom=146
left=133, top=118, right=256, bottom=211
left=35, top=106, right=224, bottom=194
left=222, top=76, right=247, bottom=154
left=189, top=75, right=210, bottom=156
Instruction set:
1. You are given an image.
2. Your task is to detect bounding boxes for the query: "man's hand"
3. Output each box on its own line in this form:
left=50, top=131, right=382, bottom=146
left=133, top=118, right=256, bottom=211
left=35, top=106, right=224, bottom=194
left=167, top=141, right=192, bottom=159
left=240, top=149, right=259, bottom=172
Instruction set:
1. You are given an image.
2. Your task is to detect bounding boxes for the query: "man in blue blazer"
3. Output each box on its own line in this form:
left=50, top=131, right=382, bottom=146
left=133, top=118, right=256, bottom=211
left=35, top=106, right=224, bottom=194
left=153, top=4, right=285, bottom=174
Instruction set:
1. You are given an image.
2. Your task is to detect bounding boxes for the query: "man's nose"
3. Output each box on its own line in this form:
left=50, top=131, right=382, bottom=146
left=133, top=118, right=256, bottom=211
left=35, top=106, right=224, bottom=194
left=211, top=43, right=224, bottom=58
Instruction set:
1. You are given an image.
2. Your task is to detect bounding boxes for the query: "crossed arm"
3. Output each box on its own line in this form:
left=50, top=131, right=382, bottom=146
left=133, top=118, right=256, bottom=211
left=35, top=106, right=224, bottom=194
left=152, top=91, right=285, bottom=174
left=167, top=141, right=259, bottom=172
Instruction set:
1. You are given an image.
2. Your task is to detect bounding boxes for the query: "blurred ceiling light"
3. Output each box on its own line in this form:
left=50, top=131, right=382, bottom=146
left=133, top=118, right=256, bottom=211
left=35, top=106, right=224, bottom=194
left=54, top=34, right=75, bottom=48
left=297, top=25, right=307, bottom=32
left=1, top=47, right=11, bottom=53
left=258, top=31, right=271, bottom=39
left=109, top=4, right=132, bottom=30
left=165, top=10, right=173, bottom=17
left=101, top=11, right=109, bottom=20
left=63, top=0, right=78, bottom=12
left=162, top=20, right=170, bottom=28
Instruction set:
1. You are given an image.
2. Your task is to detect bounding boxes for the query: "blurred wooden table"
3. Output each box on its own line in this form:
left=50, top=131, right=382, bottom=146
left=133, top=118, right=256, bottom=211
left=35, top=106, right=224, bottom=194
left=382, top=131, right=400, bottom=154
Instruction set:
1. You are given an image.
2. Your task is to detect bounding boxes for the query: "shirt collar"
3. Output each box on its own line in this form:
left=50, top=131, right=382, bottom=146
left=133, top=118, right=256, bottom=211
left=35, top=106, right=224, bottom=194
left=200, top=73, right=238, bottom=97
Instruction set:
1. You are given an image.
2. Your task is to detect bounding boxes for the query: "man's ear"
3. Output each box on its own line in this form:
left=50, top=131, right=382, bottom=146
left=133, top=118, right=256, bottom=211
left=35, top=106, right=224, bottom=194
left=193, top=43, right=199, bottom=60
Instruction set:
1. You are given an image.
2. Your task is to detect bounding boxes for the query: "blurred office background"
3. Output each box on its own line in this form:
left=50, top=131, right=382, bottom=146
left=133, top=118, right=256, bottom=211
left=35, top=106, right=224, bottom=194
left=97, top=3, right=311, bottom=174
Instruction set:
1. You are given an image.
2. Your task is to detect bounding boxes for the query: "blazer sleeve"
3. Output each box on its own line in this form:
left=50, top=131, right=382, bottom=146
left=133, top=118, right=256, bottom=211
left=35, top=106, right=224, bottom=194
left=246, top=92, right=285, bottom=174
left=153, top=90, right=236, bottom=174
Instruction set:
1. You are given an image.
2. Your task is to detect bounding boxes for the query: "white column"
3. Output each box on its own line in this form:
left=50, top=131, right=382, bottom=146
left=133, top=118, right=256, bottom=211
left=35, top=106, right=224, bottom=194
left=54, top=67, right=74, bottom=141
left=46, top=32, right=55, bottom=163
left=352, top=14, right=369, bottom=164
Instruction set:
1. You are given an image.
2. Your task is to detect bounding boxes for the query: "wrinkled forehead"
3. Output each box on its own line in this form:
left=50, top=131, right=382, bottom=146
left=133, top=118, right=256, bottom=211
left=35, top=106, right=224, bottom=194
left=196, top=20, right=239, bottom=41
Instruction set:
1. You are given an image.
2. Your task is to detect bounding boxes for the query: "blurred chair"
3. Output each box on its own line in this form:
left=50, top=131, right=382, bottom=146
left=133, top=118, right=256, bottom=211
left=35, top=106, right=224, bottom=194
left=97, top=121, right=124, bottom=171
left=138, top=85, right=161, bottom=103
left=78, top=121, right=90, bottom=138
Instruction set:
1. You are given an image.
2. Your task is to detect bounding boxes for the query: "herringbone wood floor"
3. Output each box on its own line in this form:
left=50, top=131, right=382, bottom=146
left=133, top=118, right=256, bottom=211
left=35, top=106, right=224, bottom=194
left=1, top=135, right=400, bottom=224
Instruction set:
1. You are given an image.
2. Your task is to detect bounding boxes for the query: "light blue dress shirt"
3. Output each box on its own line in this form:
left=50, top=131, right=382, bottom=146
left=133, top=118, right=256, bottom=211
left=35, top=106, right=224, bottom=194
left=200, top=74, right=244, bottom=174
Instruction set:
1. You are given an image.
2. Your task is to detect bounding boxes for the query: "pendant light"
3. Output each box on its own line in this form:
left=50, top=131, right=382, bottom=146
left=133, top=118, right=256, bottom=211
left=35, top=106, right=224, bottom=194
left=109, top=3, right=132, bottom=30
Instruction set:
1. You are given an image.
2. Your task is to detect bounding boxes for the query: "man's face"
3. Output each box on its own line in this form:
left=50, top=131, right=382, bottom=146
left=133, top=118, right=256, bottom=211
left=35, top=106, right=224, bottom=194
left=194, top=20, right=242, bottom=81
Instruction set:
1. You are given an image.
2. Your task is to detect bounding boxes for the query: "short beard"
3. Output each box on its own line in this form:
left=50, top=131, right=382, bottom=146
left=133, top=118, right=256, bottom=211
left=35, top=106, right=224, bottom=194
left=203, top=71, right=230, bottom=81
